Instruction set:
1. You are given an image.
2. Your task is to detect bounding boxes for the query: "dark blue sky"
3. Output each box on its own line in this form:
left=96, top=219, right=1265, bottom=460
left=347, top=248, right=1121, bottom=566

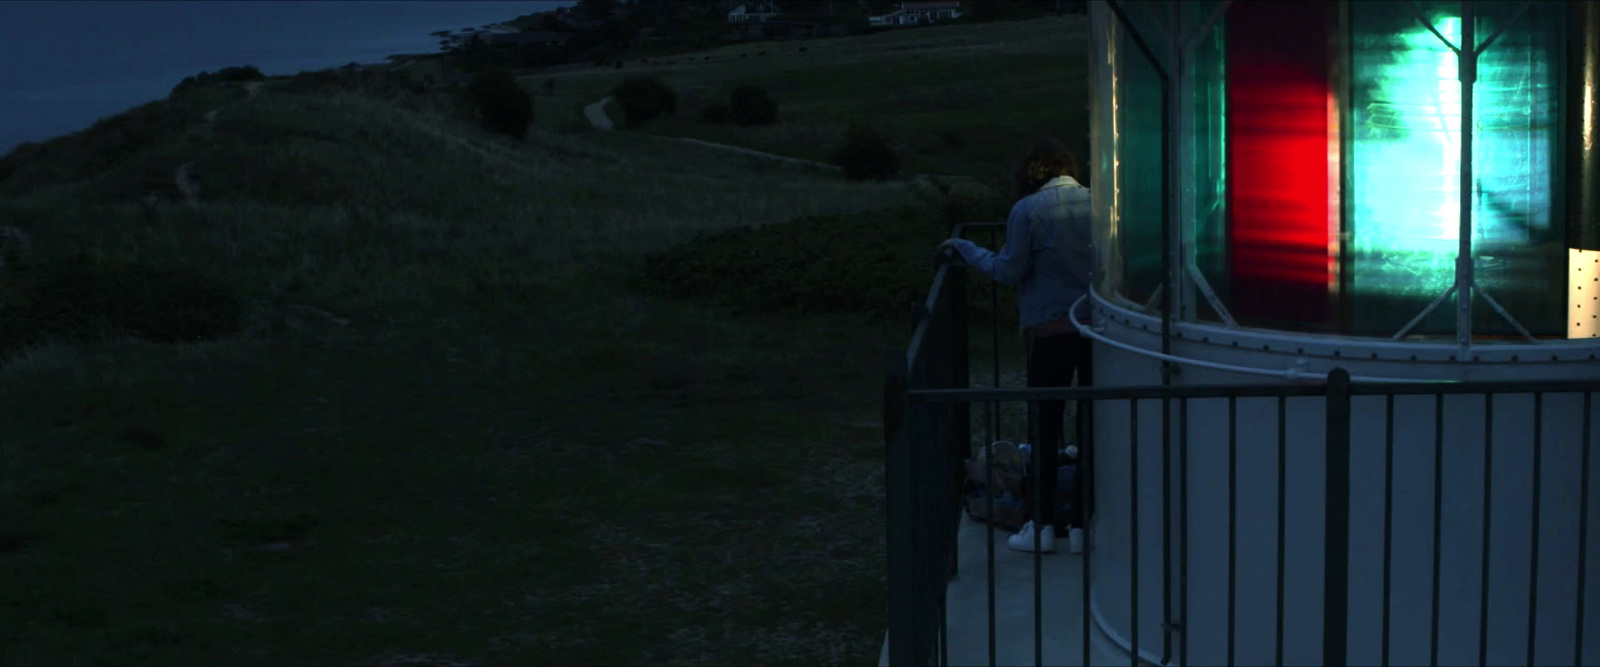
left=0, top=0, right=573, bottom=153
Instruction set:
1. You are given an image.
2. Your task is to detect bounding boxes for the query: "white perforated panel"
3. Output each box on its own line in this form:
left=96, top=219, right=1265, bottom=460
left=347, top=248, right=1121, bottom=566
left=1573, top=249, right=1600, bottom=339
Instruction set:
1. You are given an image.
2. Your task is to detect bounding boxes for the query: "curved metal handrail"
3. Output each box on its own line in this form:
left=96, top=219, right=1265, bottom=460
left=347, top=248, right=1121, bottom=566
left=1067, top=294, right=1446, bottom=384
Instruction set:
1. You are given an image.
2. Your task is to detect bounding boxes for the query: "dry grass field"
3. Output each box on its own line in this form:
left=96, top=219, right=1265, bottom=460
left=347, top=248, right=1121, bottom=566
left=0, top=14, right=1082, bottom=665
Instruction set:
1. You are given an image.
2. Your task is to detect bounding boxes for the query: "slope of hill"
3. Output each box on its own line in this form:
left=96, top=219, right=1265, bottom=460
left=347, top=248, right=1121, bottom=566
left=0, top=8, right=1091, bottom=658
left=0, top=63, right=977, bottom=665
left=0, top=66, right=924, bottom=328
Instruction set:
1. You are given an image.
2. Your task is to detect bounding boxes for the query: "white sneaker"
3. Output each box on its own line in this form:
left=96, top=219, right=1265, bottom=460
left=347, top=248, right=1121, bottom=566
left=1068, top=527, right=1085, bottom=554
left=1007, top=521, right=1056, bottom=553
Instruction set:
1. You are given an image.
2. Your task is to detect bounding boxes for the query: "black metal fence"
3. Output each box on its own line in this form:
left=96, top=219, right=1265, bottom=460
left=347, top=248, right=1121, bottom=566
left=884, top=223, right=1600, bottom=667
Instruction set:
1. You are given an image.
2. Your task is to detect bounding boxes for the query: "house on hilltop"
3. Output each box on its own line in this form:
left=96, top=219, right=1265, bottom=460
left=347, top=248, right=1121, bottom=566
left=869, top=1, right=963, bottom=26
left=725, top=1, right=827, bottom=39
left=727, top=1, right=784, bottom=23
left=729, top=19, right=822, bottom=40
left=776, top=1, right=847, bottom=18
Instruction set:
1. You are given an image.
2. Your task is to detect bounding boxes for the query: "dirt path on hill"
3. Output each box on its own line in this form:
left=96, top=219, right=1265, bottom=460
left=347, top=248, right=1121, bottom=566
left=584, top=97, right=616, bottom=131
left=580, top=95, right=974, bottom=183
left=174, top=81, right=264, bottom=206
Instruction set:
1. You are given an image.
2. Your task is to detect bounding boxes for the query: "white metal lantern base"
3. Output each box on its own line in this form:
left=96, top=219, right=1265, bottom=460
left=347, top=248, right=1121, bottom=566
left=1083, top=289, right=1600, bottom=666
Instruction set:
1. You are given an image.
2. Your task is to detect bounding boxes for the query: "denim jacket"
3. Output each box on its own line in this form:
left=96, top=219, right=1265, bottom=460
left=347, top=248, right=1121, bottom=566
left=947, top=175, right=1093, bottom=333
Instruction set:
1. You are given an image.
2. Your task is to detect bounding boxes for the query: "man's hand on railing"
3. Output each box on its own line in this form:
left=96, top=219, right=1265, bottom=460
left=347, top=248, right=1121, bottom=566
left=935, top=238, right=962, bottom=266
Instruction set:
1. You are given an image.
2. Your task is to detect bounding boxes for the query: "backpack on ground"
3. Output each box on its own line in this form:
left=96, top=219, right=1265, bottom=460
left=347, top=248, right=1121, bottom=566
left=963, top=440, right=1078, bottom=532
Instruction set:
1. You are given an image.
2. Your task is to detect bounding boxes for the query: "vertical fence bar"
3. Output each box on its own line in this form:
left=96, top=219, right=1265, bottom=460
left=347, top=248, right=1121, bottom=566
left=1324, top=368, right=1352, bottom=667
left=1228, top=394, right=1238, bottom=667
left=986, top=425, right=997, bottom=667
left=936, top=286, right=951, bottom=667
left=1088, top=391, right=1100, bottom=665
left=1578, top=391, right=1592, bottom=667
left=1132, top=397, right=1141, bottom=667
left=1528, top=392, right=1543, bottom=667
left=1164, top=383, right=1177, bottom=659
left=1163, top=393, right=1174, bottom=666
left=1276, top=395, right=1287, bottom=667
left=1182, top=396, right=1192, bottom=667
left=910, top=318, right=939, bottom=667
left=1479, top=393, right=1495, bottom=667
left=1432, top=393, right=1445, bottom=667
left=951, top=266, right=970, bottom=587
left=923, top=290, right=943, bottom=667
left=1034, top=410, right=1044, bottom=667
left=885, top=350, right=916, bottom=667
left=989, top=227, right=1001, bottom=667
left=990, top=227, right=1000, bottom=442
left=975, top=225, right=998, bottom=667
left=1382, top=394, right=1395, bottom=667
left=913, top=352, right=935, bottom=667
left=1027, top=325, right=1041, bottom=667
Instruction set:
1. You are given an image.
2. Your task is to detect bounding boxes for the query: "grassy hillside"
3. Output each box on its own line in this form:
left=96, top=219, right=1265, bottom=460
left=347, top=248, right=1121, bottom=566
left=0, top=20, right=1055, bottom=665
left=521, top=16, right=1091, bottom=180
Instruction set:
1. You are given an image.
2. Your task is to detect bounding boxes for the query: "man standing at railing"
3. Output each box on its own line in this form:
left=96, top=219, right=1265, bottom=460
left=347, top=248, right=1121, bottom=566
left=938, top=138, right=1094, bottom=554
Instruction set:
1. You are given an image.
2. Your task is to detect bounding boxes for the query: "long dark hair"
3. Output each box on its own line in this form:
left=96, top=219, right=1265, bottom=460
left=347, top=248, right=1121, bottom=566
left=1013, top=138, right=1085, bottom=198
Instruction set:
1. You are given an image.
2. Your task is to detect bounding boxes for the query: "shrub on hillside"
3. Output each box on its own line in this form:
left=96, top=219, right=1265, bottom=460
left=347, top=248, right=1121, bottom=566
left=277, top=67, right=428, bottom=102
left=217, top=66, right=266, bottom=82
left=612, top=77, right=678, bottom=126
left=831, top=124, right=900, bottom=181
left=170, top=65, right=265, bottom=97
left=465, top=68, right=534, bottom=139
left=0, top=258, right=242, bottom=356
left=729, top=84, right=778, bottom=126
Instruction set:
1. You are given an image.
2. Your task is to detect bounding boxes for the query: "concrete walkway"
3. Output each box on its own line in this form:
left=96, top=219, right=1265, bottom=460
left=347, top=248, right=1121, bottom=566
left=880, top=514, right=1130, bottom=667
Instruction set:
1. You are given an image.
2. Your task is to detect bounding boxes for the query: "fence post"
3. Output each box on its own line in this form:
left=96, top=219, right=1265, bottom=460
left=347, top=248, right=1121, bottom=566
left=886, top=349, right=916, bottom=666
left=948, top=264, right=970, bottom=582
left=1324, top=367, right=1352, bottom=667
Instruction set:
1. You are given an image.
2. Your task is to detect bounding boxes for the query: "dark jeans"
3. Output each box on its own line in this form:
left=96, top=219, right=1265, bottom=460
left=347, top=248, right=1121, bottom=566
left=1024, top=331, right=1093, bottom=533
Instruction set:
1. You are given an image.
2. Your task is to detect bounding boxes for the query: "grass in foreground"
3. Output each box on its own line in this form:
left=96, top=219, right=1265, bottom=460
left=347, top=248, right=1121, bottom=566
left=1, top=281, right=910, bottom=666
left=0, top=72, right=938, bottom=665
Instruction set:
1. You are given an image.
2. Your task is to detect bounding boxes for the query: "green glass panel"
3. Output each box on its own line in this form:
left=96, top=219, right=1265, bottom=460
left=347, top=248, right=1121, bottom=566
left=1349, top=1, right=1465, bottom=336
left=1470, top=1, right=1565, bottom=336
left=1115, top=22, right=1166, bottom=308
left=1348, top=0, right=1564, bottom=337
left=1119, top=0, right=1173, bottom=50
left=1188, top=5, right=1229, bottom=322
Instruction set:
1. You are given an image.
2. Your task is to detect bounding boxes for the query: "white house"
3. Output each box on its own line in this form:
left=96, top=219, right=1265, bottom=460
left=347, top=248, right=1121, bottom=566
left=727, top=1, right=783, bottom=23
left=869, top=1, right=963, bottom=26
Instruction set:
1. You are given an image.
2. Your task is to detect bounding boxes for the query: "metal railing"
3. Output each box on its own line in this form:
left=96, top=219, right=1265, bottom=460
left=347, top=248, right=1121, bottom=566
left=884, top=223, right=1600, bottom=667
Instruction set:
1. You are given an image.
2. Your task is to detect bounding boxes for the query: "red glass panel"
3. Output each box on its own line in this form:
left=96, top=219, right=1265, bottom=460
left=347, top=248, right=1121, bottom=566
left=1226, top=0, right=1339, bottom=328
